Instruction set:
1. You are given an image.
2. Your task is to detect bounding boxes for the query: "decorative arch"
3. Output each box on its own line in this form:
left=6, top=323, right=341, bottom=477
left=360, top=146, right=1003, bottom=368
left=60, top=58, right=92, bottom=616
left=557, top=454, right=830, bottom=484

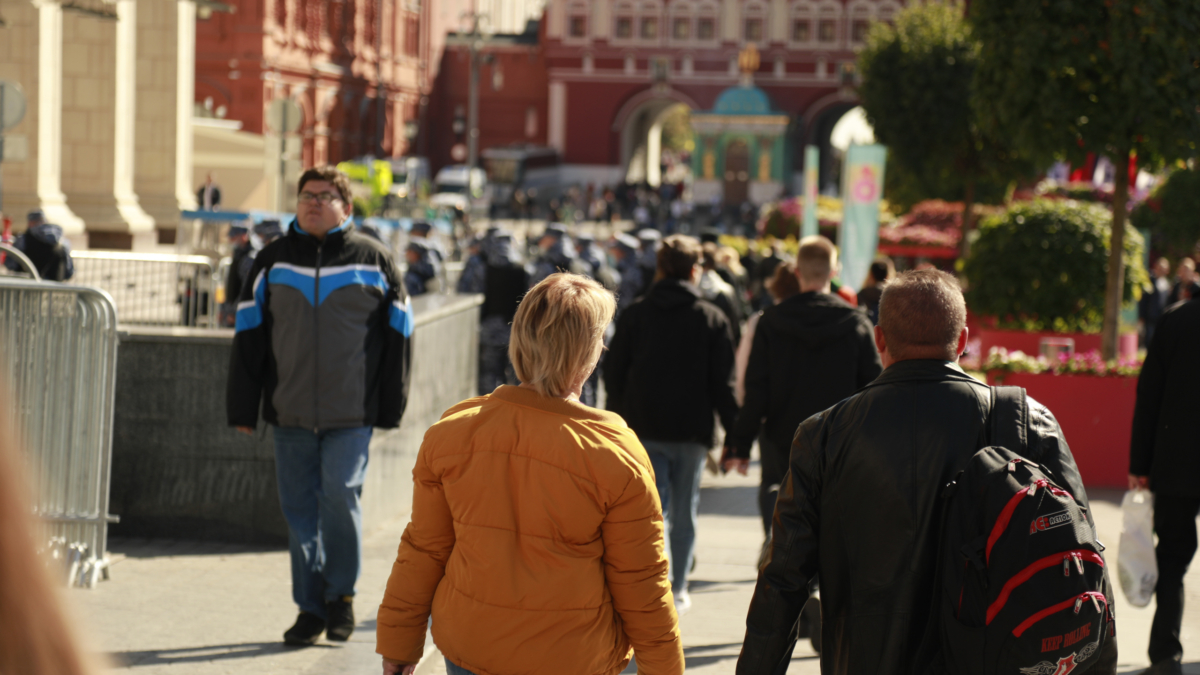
left=610, top=86, right=701, bottom=132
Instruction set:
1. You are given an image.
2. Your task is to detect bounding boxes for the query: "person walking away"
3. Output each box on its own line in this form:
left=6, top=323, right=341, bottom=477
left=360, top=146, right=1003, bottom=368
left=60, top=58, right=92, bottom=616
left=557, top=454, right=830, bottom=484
left=735, top=262, right=800, bottom=406
left=5, top=210, right=74, bottom=281
left=377, top=274, right=684, bottom=675
left=1167, top=258, right=1195, bottom=306
left=409, top=220, right=447, bottom=262
left=605, top=234, right=739, bottom=614
left=404, top=240, right=441, bottom=296
left=636, top=228, right=662, bottom=295
left=220, top=225, right=251, bottom=327
left=478, top=232, right=528, bottom=395
left=609, top=233, right=644, bottom=314
left=455, top=236, right=487, bottom=294
left=724, top=235, right=881, bottom=534
left=1129, top=285, right=1200, bottom=675
left=736, top=269, right=1116, bottom=675
left=699, top=242, right=744, bottom=345
left=1139, top=257, right=1173, bottom=347
left=529, top=223, right=586, bottom=286
left=227, top=165, right=413, bottom=646
left=856, top=257, right=894, bottom=325
left=196, top=172, right=222, bottom=210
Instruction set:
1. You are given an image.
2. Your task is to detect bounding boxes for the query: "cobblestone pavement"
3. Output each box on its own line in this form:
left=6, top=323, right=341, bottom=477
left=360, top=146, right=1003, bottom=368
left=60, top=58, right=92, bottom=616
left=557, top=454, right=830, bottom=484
left=69, top=463, right=1200, bottom=674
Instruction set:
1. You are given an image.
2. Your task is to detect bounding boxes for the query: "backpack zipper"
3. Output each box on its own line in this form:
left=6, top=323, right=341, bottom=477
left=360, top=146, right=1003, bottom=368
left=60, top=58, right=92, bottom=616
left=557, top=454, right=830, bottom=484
left=1012, top=592, right=1107, bottom=638
left=986, top=478, right=1075, bottom=563
left=986, top=549, right=1104, bottom=624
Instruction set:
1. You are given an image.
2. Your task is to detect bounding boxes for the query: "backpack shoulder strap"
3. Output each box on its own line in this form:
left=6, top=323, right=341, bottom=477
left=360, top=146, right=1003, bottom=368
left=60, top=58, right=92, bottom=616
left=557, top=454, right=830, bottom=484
left=988, top=385, right=1029, bottom=454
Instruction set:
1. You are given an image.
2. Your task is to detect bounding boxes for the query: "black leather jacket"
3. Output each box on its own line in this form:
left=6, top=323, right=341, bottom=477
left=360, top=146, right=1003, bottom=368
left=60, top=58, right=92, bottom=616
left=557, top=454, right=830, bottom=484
left=736, top=360, right=1116, bottom=675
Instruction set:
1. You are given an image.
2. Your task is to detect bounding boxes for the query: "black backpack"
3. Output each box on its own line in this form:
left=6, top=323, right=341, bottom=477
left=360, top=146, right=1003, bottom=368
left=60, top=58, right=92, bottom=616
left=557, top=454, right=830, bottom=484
left=932, top=386, right=1114, bottom=675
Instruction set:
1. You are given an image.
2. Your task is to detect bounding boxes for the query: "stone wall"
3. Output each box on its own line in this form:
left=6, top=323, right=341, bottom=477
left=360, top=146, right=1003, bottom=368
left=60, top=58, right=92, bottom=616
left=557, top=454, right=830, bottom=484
left=108, top=294, right=482, bottom=544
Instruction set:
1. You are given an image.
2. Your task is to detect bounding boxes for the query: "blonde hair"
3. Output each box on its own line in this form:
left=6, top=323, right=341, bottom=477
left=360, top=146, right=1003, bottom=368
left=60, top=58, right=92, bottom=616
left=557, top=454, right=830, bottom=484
left=509, top=273, right=616, bottom=398
left=797, top=235, right=838, bottom=285
left=0, top=390, right=98, bottom=675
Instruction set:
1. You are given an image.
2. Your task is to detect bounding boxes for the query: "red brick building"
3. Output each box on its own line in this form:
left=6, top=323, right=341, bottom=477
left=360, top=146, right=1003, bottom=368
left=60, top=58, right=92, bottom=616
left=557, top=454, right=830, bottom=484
left=424, top=22, right=550, bottom=173
left=194, top=0, right=474, bottom=169
left=540, top=0, right=903, bottom=190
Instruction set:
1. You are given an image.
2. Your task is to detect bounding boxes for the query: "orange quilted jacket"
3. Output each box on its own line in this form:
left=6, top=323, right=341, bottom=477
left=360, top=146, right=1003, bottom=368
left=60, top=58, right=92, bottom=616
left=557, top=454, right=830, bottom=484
left=376, top=385, right=683, bottom=675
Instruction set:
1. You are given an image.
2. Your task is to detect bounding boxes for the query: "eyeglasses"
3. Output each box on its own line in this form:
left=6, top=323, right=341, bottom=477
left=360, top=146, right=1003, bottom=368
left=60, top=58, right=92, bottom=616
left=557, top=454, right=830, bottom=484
left=298, top=191, right=342, bottom=204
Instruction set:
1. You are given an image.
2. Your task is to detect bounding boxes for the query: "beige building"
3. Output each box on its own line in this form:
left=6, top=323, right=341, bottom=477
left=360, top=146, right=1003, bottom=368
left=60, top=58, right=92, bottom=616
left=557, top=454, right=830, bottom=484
left=0, top=0, right=198, bottom=250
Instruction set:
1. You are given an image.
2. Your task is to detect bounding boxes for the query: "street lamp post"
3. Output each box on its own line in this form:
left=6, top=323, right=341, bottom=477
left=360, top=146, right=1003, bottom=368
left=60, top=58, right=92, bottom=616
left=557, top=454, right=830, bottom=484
left=462, top=11, right=490, bottom=172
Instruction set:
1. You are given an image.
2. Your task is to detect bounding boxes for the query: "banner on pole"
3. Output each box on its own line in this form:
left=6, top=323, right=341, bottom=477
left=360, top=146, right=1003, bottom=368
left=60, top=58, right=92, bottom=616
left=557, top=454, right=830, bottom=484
left=838, top=144, right=887, bottom=293
left=802, top=145, right=819, bottom=238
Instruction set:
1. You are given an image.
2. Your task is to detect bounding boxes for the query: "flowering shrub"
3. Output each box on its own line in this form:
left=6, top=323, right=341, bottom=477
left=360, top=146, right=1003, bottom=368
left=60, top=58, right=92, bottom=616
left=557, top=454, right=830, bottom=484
left=983, top=347, right=1142, bottom=378
left=757, top=196, right=894, bottom=239
left=1035, top=180, right=1115, bottom=205
left=878, top=224, right=961, bottom=248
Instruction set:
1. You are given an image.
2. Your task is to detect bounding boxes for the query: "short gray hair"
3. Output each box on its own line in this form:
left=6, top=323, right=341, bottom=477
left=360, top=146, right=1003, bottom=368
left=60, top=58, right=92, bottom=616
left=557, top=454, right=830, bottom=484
left=878, top=269, right=966, bottom=361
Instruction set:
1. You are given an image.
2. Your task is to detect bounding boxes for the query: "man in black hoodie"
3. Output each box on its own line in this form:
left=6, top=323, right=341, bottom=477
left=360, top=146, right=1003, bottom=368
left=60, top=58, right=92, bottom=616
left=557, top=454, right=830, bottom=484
left=605, top=234, right=739, bottom=614
left=723, top=235, right=881, bottom=533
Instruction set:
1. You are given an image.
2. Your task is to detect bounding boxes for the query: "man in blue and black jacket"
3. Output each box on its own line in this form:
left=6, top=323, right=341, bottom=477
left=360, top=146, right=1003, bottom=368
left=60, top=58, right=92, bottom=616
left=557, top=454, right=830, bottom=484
left=227, top=166, right=413, bottom=647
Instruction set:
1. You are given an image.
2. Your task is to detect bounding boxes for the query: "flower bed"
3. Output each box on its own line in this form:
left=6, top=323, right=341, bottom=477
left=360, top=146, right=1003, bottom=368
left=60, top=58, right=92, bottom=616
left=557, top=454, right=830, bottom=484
left=985, top=349, right=1139, bottom=489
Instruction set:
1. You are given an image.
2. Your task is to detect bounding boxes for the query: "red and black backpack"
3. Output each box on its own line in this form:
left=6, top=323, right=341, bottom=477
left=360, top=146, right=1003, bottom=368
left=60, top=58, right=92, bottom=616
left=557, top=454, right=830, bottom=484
left=932, top=386, right=1115, bottom=674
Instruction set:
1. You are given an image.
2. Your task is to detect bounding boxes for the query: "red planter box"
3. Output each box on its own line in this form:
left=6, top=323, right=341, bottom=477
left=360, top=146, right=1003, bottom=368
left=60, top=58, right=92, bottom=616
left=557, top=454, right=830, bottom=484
left=978, top=328, right=1138, bottom=360
left=985, top=372, right=1137, bottom=489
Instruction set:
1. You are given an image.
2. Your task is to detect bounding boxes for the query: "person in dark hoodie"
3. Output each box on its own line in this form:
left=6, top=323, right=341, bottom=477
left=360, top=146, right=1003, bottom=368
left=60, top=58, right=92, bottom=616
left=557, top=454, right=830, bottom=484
left=6, top=210, right=74, bottom=281
left=722, top=235, right=882, bottom=534
left=605, top=234, right=739, bottom=615
left=478, top=231, right=529, bottom=394
left=404, top=240, right=440, bottom=296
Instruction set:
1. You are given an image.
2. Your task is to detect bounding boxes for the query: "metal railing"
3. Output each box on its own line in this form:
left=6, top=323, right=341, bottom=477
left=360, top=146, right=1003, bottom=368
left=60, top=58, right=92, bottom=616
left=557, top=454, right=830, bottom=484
left=0, top=243, right=42, bottom=280
left=72, top=251, right=218, bottom=327
left=0, top=278, right=120, bottom=587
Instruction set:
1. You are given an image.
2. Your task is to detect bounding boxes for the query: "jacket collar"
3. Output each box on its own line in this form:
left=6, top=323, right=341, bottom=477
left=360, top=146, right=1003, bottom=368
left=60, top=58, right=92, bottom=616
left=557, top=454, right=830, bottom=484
left=490, top=385, right=628, bottom=425
left=867, top=359, right=981, bottom=390
left=290, top=215, right=353, bottom=244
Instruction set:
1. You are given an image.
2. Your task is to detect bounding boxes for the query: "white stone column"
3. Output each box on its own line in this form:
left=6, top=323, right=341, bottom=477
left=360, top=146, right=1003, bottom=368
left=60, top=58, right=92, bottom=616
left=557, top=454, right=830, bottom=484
left=33, top=0, right=84, bottom=236
left=113, top=0, right=155, bottom=233
left=548, top=80, right=566, bottom=154
left=647, top=117, right=662, bottom=187
left=176, top=0, right=198, bottom=210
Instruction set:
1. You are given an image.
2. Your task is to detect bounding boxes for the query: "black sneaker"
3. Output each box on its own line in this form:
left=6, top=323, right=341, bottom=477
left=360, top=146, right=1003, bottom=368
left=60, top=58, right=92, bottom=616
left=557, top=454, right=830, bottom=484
left=325, top=596, right=355, bottom=642
left=283, top=611, right=326, bottom=646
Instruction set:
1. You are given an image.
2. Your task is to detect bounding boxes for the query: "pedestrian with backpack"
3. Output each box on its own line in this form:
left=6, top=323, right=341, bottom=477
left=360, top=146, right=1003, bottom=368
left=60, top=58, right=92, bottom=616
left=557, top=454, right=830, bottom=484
left=735, top=269, right=1117, bottom=675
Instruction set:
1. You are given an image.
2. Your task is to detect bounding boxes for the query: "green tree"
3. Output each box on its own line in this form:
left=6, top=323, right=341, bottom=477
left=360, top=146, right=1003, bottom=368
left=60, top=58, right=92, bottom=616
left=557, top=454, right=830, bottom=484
left=972, top=0, right=1200, bottom=358
left=857, top=2, right=1027, bottom=256
left=1130, top=166, right=1200, bottom=260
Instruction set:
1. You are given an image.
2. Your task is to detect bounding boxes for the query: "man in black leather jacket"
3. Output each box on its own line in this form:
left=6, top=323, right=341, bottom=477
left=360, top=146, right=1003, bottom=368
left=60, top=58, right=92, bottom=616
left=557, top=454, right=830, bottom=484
left=736, top=269, right=1116, bottom=675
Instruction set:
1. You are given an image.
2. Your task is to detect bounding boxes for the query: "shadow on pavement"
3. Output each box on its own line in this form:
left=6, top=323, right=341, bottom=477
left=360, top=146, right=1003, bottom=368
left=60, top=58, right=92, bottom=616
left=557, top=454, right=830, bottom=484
left=109, top=538, right=286, bottom=559
left=109, top=641, right=335, bottom=666
left=688, top=578, right=757, bottom=593
left=698, top=485, right=760, bottom=517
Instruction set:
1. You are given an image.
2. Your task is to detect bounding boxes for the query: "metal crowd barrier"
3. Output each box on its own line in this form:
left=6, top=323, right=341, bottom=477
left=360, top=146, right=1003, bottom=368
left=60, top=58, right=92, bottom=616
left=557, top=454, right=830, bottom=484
left=0, top=277, right=120, bottom=587
left=72, top=251, right=218, bottom=327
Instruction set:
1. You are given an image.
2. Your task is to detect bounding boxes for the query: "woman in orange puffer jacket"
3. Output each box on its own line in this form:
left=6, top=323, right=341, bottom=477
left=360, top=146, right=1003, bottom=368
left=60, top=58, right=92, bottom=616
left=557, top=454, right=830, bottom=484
left=377, top=273, right=684, bottom=675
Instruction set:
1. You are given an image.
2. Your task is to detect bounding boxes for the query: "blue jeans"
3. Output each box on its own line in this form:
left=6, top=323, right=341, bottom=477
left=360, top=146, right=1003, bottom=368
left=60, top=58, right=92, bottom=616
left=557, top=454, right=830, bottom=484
left=273, top=425, right=372, bottom=619
left=445, top=658, right=478, bottom=675
left=643, top=440, right=707, bottom=594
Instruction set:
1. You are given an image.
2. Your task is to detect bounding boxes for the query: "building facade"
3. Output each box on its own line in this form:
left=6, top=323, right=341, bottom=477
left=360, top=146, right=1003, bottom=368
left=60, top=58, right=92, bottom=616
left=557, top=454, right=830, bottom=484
left=0, top=0, right=197, bottom=249
left=541, top=0, right=901, bottom=191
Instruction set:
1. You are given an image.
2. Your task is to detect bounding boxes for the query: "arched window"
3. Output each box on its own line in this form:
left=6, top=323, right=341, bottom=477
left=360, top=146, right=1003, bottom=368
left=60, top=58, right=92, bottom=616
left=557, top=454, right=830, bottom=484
left=638, top=0, right=662, bottom=42
left=848, top=2, right=872, bottom=45
left=567, top=0, right=589, bottom=39
left=815, top=1, right=841, bottom=46
left=669, top=0, right=693, bottom=43
left=790, top=0, right=815, bottom=46
left=614, top=1, right=635, bottom=40
left=696, top=1, right=718, bottom=42
left=877, top=1, right=900, bottom=25
left=742, top=1, right=767, bottom=44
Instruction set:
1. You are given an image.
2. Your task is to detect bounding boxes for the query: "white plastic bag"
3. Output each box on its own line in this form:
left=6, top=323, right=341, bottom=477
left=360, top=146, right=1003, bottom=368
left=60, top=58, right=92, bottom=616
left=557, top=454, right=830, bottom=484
left=1117, top=489, right=1158, bottom=608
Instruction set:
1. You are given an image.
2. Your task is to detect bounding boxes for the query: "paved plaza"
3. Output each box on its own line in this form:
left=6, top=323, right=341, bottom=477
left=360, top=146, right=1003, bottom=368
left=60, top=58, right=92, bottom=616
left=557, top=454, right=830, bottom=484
left=70, top=461, right=1200, bottom=674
